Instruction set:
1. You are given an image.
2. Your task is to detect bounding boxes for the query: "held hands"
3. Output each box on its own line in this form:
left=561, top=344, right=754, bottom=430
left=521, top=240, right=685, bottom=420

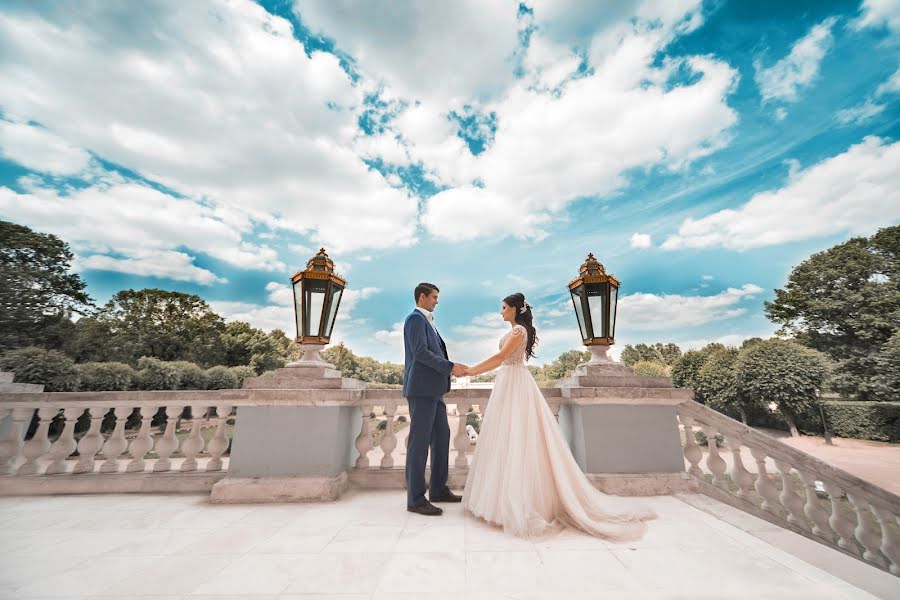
left=452, top=363, right=473, bottom=377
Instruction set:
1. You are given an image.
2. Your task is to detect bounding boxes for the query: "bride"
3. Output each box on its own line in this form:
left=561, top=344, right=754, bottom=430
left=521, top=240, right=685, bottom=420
left=462, top=292, right=656, bottom=541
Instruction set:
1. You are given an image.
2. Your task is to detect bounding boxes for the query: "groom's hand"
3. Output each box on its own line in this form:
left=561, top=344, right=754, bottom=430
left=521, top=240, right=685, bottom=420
left=452, top=363, right=469, bottom=377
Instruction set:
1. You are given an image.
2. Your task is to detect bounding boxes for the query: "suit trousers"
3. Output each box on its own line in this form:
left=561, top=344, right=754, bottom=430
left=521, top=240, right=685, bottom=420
left=405, top=394, right=451, bottom=507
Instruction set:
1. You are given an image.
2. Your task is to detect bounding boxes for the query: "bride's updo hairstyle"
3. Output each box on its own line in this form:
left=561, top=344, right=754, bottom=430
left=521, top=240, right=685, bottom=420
left=503, top=292, right=538, bottom=361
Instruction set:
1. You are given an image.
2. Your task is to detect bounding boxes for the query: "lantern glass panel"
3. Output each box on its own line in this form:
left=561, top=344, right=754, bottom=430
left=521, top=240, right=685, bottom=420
left=292, top=280, right=303, bottom=339
left=304, top=278, right=328, bottom=337
left=570, top=285, right=589, bottom=341
left=609, top=284, right=618, bottom=340
left=324, top=285, right=343, bottom=338
left=586, top=281, right=608, bottom=338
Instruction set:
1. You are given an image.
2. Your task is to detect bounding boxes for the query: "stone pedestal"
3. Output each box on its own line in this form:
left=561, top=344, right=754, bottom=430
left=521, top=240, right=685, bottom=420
left=209, top=363, right=362, bottom=504
left=557, top=361, right=691, bottom=475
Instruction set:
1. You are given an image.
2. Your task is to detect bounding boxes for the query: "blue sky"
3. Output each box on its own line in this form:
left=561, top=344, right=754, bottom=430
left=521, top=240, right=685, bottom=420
left=0, top=0, right=898, bottom=366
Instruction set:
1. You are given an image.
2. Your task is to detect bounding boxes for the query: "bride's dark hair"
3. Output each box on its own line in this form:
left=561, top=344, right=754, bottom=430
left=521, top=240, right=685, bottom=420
left=503, top=292, right=538, bottom=361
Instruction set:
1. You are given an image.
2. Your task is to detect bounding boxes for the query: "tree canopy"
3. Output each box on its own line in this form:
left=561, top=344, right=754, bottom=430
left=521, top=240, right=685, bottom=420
left=620, top=343, right=682, bottom=367
left=0, top=220, right=92, bottom=351
left=765, top=225, right=899, bottom=399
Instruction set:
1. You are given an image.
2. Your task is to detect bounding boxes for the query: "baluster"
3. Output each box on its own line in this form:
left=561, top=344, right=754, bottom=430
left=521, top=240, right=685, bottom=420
left=126, top=406, right=156, bottom=472
left=46, top=407, right=82, bottom=475
left=870, top=505, right=899, bottom=575
left=152, top=405, right=182, bottom=472
left=379, top=402, right=398, bottom=468
left=0, top=408, right=34, bottom=475
left=847, top=494, right=887, bottom=568
left=679, top=415, right=703, bottom=478
left=100, top=407, right=131, bottom=473
left=354, top=405, right=373, bottom=469
left=774, top=459, right=807, bottom=527
left=74, top=407, right=106, bottom=474
left=180, top=406, right=205, bottom=472
left=750, top=446, right=780, bottom=512
left=19, top=408, right=57, bottom=475
left=822, top=480, right=857, bottom=552
left=725, top=435, right=754, bottom=499
left=701, top=424, right=727, bottom=485
left=798, top=470, right=831, bottom=538
left=206, top=405, right=232, bottom=472
left=454, top=403, right=472, bottom=468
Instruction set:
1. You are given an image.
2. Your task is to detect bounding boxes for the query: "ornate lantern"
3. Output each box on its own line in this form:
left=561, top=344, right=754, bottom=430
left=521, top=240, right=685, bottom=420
left=290, top=248, right=346, bottom=365
left=568, top=253, right=619, bottom=364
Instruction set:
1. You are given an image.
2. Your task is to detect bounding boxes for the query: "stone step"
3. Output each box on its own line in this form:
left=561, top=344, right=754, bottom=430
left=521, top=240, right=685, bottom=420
left=242, top=377, right=366, bottom=390
left=574, top=363, right=635, bottom=377
left=571, top=375, right=672, bottom=388
left=0, top=372, right=14, bottom=383
left=0, top=382, right=44, bottom=393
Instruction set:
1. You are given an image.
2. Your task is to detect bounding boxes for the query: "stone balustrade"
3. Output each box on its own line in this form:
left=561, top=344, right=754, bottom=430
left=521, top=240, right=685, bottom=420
left=676, top=400, right=900, bottom=576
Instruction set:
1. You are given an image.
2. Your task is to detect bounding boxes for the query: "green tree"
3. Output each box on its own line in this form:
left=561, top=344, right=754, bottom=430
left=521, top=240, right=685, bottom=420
left=620, top=343, right=682, bottom=367
left=0, top=220, right=92, bottom=351
left=632, top=360, right=669, bottom=378
left=221, top=321, right=286, bottom=374
left=870, top=331, right=900, bottom=400
left=72, top=289, right=226, bottom=367
left=695, top=348, right=763, bottom=425
left=735, top=339, right=830, bottom=437
left=765, top=225, right=899, bottom=399
left=542, top=349, right=591, bottom=380
left=670, top=343, right=725, bottom=389
left=0, top=347, right=78, bottom=391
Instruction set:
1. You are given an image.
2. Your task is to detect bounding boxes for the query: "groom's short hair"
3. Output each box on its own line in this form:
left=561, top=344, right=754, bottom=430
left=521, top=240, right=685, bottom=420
left=414, top=282, right=439, bottom=303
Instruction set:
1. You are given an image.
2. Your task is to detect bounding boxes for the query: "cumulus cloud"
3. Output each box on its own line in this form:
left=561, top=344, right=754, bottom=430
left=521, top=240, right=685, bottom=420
left=617, top=284, right=764, bottom=330
left=0, top=178, right=285, bottom=283
left=754, top=17, right=837, bottom=103
left=852, top=0, right=900, bottom=32
left=630, top=233, right=652, bottom=249
left=0, top=1, right=418, bottom=256
left=0, top=120, right=91, bottom=176
left=662, top=136, right=900, bottom=250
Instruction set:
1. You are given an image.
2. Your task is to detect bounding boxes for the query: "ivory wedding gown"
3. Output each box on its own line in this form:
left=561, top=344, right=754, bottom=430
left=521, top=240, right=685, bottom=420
left=463, top=324, right=656, bottom=541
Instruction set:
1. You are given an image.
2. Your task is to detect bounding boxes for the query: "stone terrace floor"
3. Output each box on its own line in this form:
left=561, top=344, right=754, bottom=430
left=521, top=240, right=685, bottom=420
left=0, top=490, right=897, bottom=600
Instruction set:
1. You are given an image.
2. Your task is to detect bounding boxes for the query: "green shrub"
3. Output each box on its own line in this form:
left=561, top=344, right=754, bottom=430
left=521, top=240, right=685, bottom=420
left=466, top=411, right=482, bottom=435
left=694, top=431, right=724, bottom=447
left=171, top=361, right=207, bottom=390
left=76, top=361, right=134, bottom=391
left=0, top=346, right=78, bottom=391
left=134, top=356, right=180, bottom=390
left=633, top=360, right=669, bottom=378
left=229, top=365, right=256, bottom=388
left=819, top=401, right=900, bottom=442
left=205, top=365, right=239, bottom=389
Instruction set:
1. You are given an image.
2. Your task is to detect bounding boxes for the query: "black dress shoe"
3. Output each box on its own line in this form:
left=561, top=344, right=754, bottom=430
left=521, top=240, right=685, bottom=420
left=429, top=489, right=463, bottom=503
left=407, top=500, right=443, bottom=516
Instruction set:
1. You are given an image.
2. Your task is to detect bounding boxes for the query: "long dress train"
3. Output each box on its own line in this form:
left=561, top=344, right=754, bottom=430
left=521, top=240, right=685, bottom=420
left=462, top=324, right=656, bottom=541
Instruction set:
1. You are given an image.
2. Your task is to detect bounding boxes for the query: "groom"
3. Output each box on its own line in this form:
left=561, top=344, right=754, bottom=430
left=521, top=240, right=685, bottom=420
left=403, top=282, right=467, bottom=516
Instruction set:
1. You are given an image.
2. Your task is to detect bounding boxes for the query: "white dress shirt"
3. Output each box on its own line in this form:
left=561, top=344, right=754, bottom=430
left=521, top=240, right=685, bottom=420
left=415, top=306, right=441, bottom=337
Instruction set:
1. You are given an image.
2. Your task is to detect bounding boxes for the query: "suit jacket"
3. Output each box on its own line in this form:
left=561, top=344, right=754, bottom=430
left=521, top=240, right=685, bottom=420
left=402, top=309, right=453, bottom=397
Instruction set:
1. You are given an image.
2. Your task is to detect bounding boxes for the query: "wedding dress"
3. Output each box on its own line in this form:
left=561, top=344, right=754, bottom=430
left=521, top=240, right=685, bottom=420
left=462, top=324, right=656, bottom=541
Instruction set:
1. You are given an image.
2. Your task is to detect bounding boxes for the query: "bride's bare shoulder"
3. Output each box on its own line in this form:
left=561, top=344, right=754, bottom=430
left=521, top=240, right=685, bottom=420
left=511, top=324, right=526, bottom=335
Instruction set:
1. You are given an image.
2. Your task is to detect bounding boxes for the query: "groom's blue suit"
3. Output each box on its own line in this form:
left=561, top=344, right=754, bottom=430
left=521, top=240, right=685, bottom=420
left=403, top=309, right=454, bottom=508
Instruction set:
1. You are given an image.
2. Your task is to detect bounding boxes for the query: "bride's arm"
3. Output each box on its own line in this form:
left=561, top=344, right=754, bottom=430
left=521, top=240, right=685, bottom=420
left=467, top=330, right=524, bottom=376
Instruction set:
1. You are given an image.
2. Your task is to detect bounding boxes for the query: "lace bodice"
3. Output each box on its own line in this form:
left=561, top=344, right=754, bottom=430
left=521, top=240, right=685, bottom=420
left=499, top=325, right=527, bottom=366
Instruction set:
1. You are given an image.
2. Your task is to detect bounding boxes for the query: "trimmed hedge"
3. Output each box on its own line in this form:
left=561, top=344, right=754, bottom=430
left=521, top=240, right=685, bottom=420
left=205, top=365, right=238, bottom=390
left=0, top=347, right=78, bottom=391
left=76, top=361, right=134, bottom=391
left=746, top=400, right=900, bottom=442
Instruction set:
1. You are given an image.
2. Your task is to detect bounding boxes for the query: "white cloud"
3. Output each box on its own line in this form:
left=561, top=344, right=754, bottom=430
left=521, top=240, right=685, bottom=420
left=77, top=251, right=226, bottom=286
left=0, top=120, right=91, bottom=176
left=293, top=0, right=522, bottom=105
left=852, top=0, right=900, bottom=32
left=836, top=100, right=886, bottom=125
left=662, top=136, right=900, bottom=250
left=617, top=284, right=764, bottom=331
left=0, top=1, right=418, bottom=254
left=774, top=107, right=788, bottom=121
left=876, top=67, right=900, bottom=96
left=0, top=179, right=285, bottom=280
left=754, top=17, right=837, bottom=103
left=701, top=275, right=714, bottom=280
left=421, top=186, right=552, bottom=242
left=630, top=233, right=652, bottom=249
